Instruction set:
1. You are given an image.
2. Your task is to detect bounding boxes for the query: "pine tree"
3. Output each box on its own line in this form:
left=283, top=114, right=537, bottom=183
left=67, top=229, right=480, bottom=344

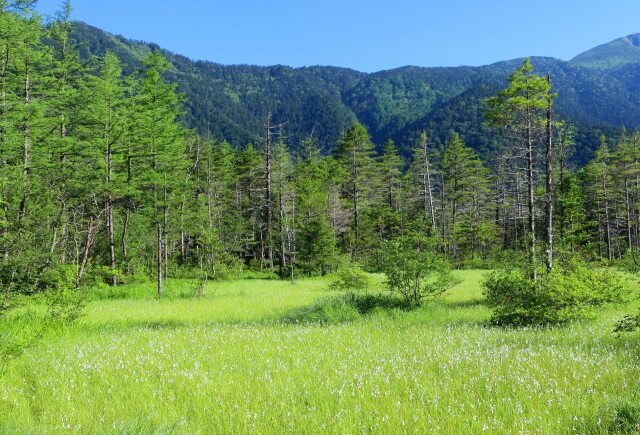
left=583, top=135, right=614, bottom=260
left=441, top=132, right=491, bottom=262
left=81, top=52, right=128, bottom=285
left=132, top=52, right=188, bottom=295
left=236, top=143, right=262, bottom=266
left=335, top=123, right=376, bottom=259
left=486, top=58, right=551, bottom=280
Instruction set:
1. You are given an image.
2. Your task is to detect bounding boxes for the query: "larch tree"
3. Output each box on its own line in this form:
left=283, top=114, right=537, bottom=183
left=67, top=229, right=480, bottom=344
left=486, top=58, right=551, bottom=280
left=335, top=123, right=376, bottom=259
left=411, top=131, right=437, bottom=237
left=132, top=52, right=187, bottom=295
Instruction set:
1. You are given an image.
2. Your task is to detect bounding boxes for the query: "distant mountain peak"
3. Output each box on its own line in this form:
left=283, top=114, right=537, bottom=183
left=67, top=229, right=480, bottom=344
left=626, top=34, right=640, bottom=48
left=571, top=33, right=640, bottom=69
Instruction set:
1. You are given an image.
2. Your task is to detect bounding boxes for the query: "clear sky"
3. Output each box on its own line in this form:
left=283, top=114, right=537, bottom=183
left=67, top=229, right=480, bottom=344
left=36, top=0, right=640, bottom=73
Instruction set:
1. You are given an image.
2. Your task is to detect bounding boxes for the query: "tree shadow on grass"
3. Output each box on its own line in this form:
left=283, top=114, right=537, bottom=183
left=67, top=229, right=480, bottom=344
left=441, top=298, right=486, bottom=308
left=280, top=292, right=410, bottom=325
left=81, top=319, right=190, bottom=334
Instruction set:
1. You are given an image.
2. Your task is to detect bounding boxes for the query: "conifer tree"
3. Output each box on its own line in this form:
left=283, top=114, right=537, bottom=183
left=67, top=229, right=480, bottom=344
left=132, top=52, right=187, bottom=295
left=81, top=52, right=128, bottom=285
left=441, top=132, right=490, bottom=262
left=335, top=123, right=376, bottom=258
left=486, top=58, right=551, bottom=280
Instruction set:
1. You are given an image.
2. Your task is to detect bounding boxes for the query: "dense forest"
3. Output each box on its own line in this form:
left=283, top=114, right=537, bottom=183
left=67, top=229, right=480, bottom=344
left=1, top=1, right=639, bottom=315
left=69, top=22, right=640, bottom=165
left=5, top=3, right=640, bottom=433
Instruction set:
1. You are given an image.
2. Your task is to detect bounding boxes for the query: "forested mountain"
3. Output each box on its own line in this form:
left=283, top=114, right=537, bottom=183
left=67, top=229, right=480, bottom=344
left=69, top=22, right=640, bottom=162
left=4, top=3, right=640, bottom=325
left=571, top=33, right=640, bottom=69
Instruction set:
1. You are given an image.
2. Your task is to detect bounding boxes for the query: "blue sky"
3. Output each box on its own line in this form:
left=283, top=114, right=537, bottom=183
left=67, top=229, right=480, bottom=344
left=37, top=0, right=640, bottom=72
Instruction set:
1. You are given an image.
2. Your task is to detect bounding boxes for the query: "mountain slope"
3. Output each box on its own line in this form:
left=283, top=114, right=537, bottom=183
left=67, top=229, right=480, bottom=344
left=571, top=33, right=640, bottom=69
left=70, top=22, right=640, bottom=162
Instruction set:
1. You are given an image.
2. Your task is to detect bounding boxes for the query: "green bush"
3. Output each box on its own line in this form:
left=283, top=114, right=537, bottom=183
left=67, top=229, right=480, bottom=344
left=41, top=264, right=85, bottom=323
left=329, top=265, right=370, bottom=292
left=614, top=311, right=640, bottom=333
left=484, top=262, right=627, bottom=326
left=380, top=234, right=458, bottom=307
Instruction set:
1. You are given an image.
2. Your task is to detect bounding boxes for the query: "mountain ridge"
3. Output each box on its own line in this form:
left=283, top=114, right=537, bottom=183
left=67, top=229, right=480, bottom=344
left=69, top=22, right=640, bottom=163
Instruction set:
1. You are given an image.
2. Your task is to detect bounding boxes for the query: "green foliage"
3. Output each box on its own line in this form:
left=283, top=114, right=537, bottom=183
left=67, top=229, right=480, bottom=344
left=328, top=264, right=371, bottom=292
left=297, top=218, right=339, bottom=276
left=484, top=261, right=627, bottom=326
left=41, top=264, right=85, bottom=322
left=614, top=310, right=640, bottom=333
left=68, top=23, right=640, bottom=165
left=380, top=234, right=458, bottom=307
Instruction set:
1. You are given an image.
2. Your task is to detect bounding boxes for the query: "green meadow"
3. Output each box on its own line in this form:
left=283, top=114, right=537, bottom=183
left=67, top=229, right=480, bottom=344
left=1, top=270, right=639, bottom=433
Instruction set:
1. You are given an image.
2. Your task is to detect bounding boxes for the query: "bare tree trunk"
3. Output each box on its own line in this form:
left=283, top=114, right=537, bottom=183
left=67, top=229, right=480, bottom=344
left=122, top=151, right=132, bottom=275
left=603, top=177, right=612, bottom=261
left=164, top=202, right=169, bottom=280
left=289, top=195, right=296, bottom=283
left=106, top=129, right=117, bottom=285
left=351, top=139, right=360, bottom=257
left=624, top=178, right=633, bottom=251
left=19, top=54, right=30, bottom=221
left=157, top=221, right=163, bottom=296
left=179, top=199, right=186, bottom=263
left=263, top=114, right=274, bottom=270
left=76, top=215, right=97, bottom=287
left=279, top=191, right=287, bottom=278
left=121, top=208, right=129, bottom=274
left=545, top=75, right=553, bottom=272
left=106, top=197, right=117, bottom=285
left=420, top=133, right=437, bottom=236
left=526, top=110, right=537, bottom=281
left=441, top=173, right=446, bottom=256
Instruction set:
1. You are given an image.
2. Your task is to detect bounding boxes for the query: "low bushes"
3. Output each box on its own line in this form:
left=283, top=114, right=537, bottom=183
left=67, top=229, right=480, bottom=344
left=484, top=261, right=627, bottom=326
left=380, top=234, right=459, bottom=307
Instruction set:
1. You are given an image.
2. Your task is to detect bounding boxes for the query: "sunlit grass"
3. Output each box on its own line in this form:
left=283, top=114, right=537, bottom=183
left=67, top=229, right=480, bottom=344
left=1, top=269, right=639, bottom=433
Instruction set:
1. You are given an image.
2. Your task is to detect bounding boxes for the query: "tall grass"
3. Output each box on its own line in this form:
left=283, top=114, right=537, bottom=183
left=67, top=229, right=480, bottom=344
left=1, top=270, right=639, bottom=433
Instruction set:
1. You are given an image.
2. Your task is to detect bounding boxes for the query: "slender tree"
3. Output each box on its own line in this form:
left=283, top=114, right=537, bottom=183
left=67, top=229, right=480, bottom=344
left=486, top=58, right=551, bottom=280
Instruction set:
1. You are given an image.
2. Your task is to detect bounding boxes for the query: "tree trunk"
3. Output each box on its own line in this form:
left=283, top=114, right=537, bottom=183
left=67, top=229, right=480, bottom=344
left=106, top=129, right=117, bottom=286
left=263, top=114, right=274, bottom=270
left=603, top=177, right=612, bottom=261
left=624, top=177, right=633, bottom=251
left=545, top=75, right=553, bottom=272
left=526, top=109, right=537, bottom=281
left=19, top=53, right=30, bottom=220
left=77, top=215, right=97, bottom=287
left=421, top=133, right=437, bottom=236
left=157, top=222, right=163, bottom=296
left=121, top=207, right=129, bottom=274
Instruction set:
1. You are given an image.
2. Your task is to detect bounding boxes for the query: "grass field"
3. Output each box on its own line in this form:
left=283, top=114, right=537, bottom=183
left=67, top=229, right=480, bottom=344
left=1, top=270, right=640, bottom=433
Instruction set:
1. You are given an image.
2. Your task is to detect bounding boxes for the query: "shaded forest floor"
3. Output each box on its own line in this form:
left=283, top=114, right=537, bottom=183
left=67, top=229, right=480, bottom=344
left=1, top=270, right=640, bottom=433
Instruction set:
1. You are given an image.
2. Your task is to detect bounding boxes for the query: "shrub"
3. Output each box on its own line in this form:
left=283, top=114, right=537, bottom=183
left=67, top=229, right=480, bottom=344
left=618, top=249, right=640, bottom=273
left=40, top=264, right=85, bottom=323
left=380, top=234, right=459, bottom=307
left=329, top=265, right=370, bottom=292
left=614, top=311, right=640, bottom=333
left=484, top=261, right=627, bottom=326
